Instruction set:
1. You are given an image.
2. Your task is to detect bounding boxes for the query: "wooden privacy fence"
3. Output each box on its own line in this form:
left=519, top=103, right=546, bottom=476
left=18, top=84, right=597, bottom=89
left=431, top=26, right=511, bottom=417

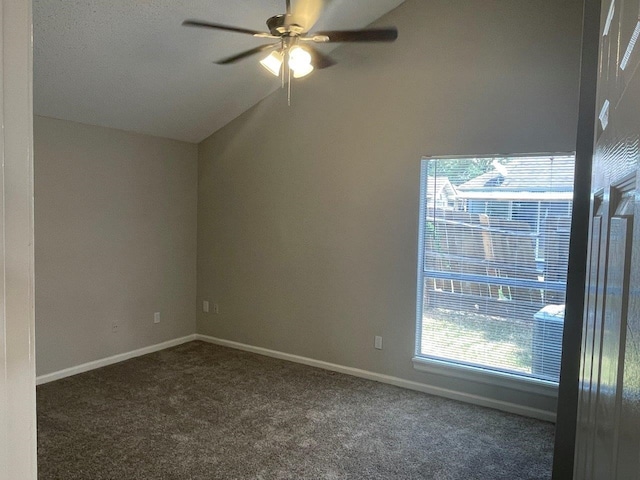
left=423, top=208, right=569, bottom=315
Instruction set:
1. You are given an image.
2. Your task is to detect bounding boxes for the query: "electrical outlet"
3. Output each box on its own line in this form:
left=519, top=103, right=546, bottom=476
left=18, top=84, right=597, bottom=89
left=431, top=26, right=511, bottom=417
left=111, top=322, right=119, bottom=333
left=213, top=303, right=219, bottom=314
left=154, top=312, right=161, bottom=324
left=374, top=336, right=383, bottom=350
left=203, top=300, right=209, bottom=313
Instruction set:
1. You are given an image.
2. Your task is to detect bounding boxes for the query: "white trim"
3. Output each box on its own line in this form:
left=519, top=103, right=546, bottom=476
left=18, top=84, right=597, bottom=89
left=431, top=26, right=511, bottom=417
left=0, top=0, right=37, bottom=477
left=412, top=356, right=558, bottom=397
left=35, top=333, right=558, bottom=422
left=195, top=334, right=556, bottom=423
left=36, top=335, right=197, bottom=385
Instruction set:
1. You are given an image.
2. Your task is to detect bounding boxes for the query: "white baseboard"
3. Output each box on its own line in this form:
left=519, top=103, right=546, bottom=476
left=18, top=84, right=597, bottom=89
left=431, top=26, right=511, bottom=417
left=36, top=333, right=556, bottom=422
left=195, top=334, right=556, bottom=423
left=36, top=334, right=197, bottom=385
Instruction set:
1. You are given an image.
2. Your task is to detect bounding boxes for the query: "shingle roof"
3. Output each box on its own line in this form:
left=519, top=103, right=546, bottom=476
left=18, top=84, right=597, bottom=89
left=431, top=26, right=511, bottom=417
left=456, top=156, right=575, bottom=193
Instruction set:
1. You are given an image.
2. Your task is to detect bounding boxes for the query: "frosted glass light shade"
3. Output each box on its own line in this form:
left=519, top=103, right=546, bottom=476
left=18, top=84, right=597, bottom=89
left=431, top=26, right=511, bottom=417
left=260, top=51, right=284, bottom=76
left=292, top=63, right=314, bottom=78
left=289, top=46, right=314, bottom=78
left=289, top=47, right=312, bottom=70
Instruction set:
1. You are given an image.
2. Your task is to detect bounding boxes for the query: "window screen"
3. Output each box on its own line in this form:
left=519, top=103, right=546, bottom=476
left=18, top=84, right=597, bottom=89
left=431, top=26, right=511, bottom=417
left=415, top=154, right=575, bottom=383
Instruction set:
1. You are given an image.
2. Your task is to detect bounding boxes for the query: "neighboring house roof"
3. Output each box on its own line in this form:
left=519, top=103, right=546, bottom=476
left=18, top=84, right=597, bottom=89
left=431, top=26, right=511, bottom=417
left=425, top=176, right=458, bottom=201
left=456, top=156, right=575, bottom=201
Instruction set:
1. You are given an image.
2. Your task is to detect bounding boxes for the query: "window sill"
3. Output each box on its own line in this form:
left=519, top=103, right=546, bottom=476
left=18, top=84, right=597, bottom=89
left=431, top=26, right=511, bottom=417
left=412, top=356, right=559, bottom=398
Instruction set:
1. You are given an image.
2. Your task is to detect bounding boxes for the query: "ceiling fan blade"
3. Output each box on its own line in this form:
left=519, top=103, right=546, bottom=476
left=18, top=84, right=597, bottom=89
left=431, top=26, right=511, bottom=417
left=313, top=28, right=398, bottom=43
left=307, top=46, right=336, bottom=69
left=288, top=0, right=324, bottom=32
left=215, top=43, right=279, bottom=65
left=182, top=19, right=269, bottom=37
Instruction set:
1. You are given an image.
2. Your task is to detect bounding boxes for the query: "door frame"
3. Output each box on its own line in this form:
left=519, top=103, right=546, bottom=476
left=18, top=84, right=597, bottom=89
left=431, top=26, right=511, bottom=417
left=552, top=0, right=601, bottom=478
left=0, top=0, right=37, bottom=478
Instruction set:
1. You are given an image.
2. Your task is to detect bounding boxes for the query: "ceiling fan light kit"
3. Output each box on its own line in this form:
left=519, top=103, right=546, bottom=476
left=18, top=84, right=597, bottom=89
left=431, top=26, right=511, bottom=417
left=287, top=46, right=314, bottom=78
left=292, top=62, right=314, bottom=79
left=260, top=50, right=285, bottom=76
left=183, top=0, right=398, bottom=101
left=258, top=43, right=314, bottom=79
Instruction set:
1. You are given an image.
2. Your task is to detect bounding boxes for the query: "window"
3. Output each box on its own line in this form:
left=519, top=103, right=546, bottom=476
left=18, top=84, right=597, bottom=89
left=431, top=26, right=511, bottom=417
left=414, top=154, right=575, bottom=387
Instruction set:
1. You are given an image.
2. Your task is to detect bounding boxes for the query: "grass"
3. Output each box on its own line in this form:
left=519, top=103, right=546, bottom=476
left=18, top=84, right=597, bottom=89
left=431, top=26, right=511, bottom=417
left=421, top=307, right=533, bottom=374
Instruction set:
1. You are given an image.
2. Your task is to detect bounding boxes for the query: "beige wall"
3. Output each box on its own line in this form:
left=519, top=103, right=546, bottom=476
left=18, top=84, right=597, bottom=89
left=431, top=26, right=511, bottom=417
left=34, top=116, right=198, bottom=376
left=196, top=0, right=583, bottom=414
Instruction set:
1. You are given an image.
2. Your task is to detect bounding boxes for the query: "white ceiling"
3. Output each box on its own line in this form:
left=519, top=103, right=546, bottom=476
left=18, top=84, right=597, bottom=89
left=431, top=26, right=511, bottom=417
left=33, top=0, right=405, bottom=143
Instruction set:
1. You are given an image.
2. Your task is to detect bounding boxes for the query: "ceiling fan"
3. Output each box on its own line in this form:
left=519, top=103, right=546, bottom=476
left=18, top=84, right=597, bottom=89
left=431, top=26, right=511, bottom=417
left=182, top=0, right=398, bottom=82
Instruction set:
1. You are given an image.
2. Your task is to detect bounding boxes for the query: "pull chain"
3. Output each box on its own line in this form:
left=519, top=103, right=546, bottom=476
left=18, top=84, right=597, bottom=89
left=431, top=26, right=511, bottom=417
left=287, top=59, right=292, bottom=106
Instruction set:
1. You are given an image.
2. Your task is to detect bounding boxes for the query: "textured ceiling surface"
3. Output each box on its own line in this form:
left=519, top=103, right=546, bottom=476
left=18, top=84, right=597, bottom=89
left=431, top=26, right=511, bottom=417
left=33, top=0, right=404, bottom=143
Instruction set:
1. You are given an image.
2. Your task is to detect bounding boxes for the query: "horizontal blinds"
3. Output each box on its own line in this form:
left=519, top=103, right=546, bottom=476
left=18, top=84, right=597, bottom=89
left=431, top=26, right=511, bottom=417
left=416, top=155, right=575, bottom=383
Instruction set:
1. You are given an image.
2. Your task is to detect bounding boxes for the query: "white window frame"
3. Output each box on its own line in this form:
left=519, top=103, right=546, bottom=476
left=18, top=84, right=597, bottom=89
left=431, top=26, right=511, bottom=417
left=413, top=154, right=575, bottom=397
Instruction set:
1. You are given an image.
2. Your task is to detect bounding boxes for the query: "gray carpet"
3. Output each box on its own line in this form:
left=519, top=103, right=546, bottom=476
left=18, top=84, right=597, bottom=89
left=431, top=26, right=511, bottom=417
left=37, top=341, right=554, bottom=479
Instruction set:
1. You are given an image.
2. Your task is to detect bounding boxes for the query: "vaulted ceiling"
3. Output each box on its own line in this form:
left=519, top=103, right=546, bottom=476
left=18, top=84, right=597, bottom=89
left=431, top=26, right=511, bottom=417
left=33, top=0, right=405, bottom=143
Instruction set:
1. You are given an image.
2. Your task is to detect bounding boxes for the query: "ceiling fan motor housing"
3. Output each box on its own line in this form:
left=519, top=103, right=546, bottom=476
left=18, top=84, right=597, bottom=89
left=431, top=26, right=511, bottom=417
left=267, top=14, right=304, bottom=36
